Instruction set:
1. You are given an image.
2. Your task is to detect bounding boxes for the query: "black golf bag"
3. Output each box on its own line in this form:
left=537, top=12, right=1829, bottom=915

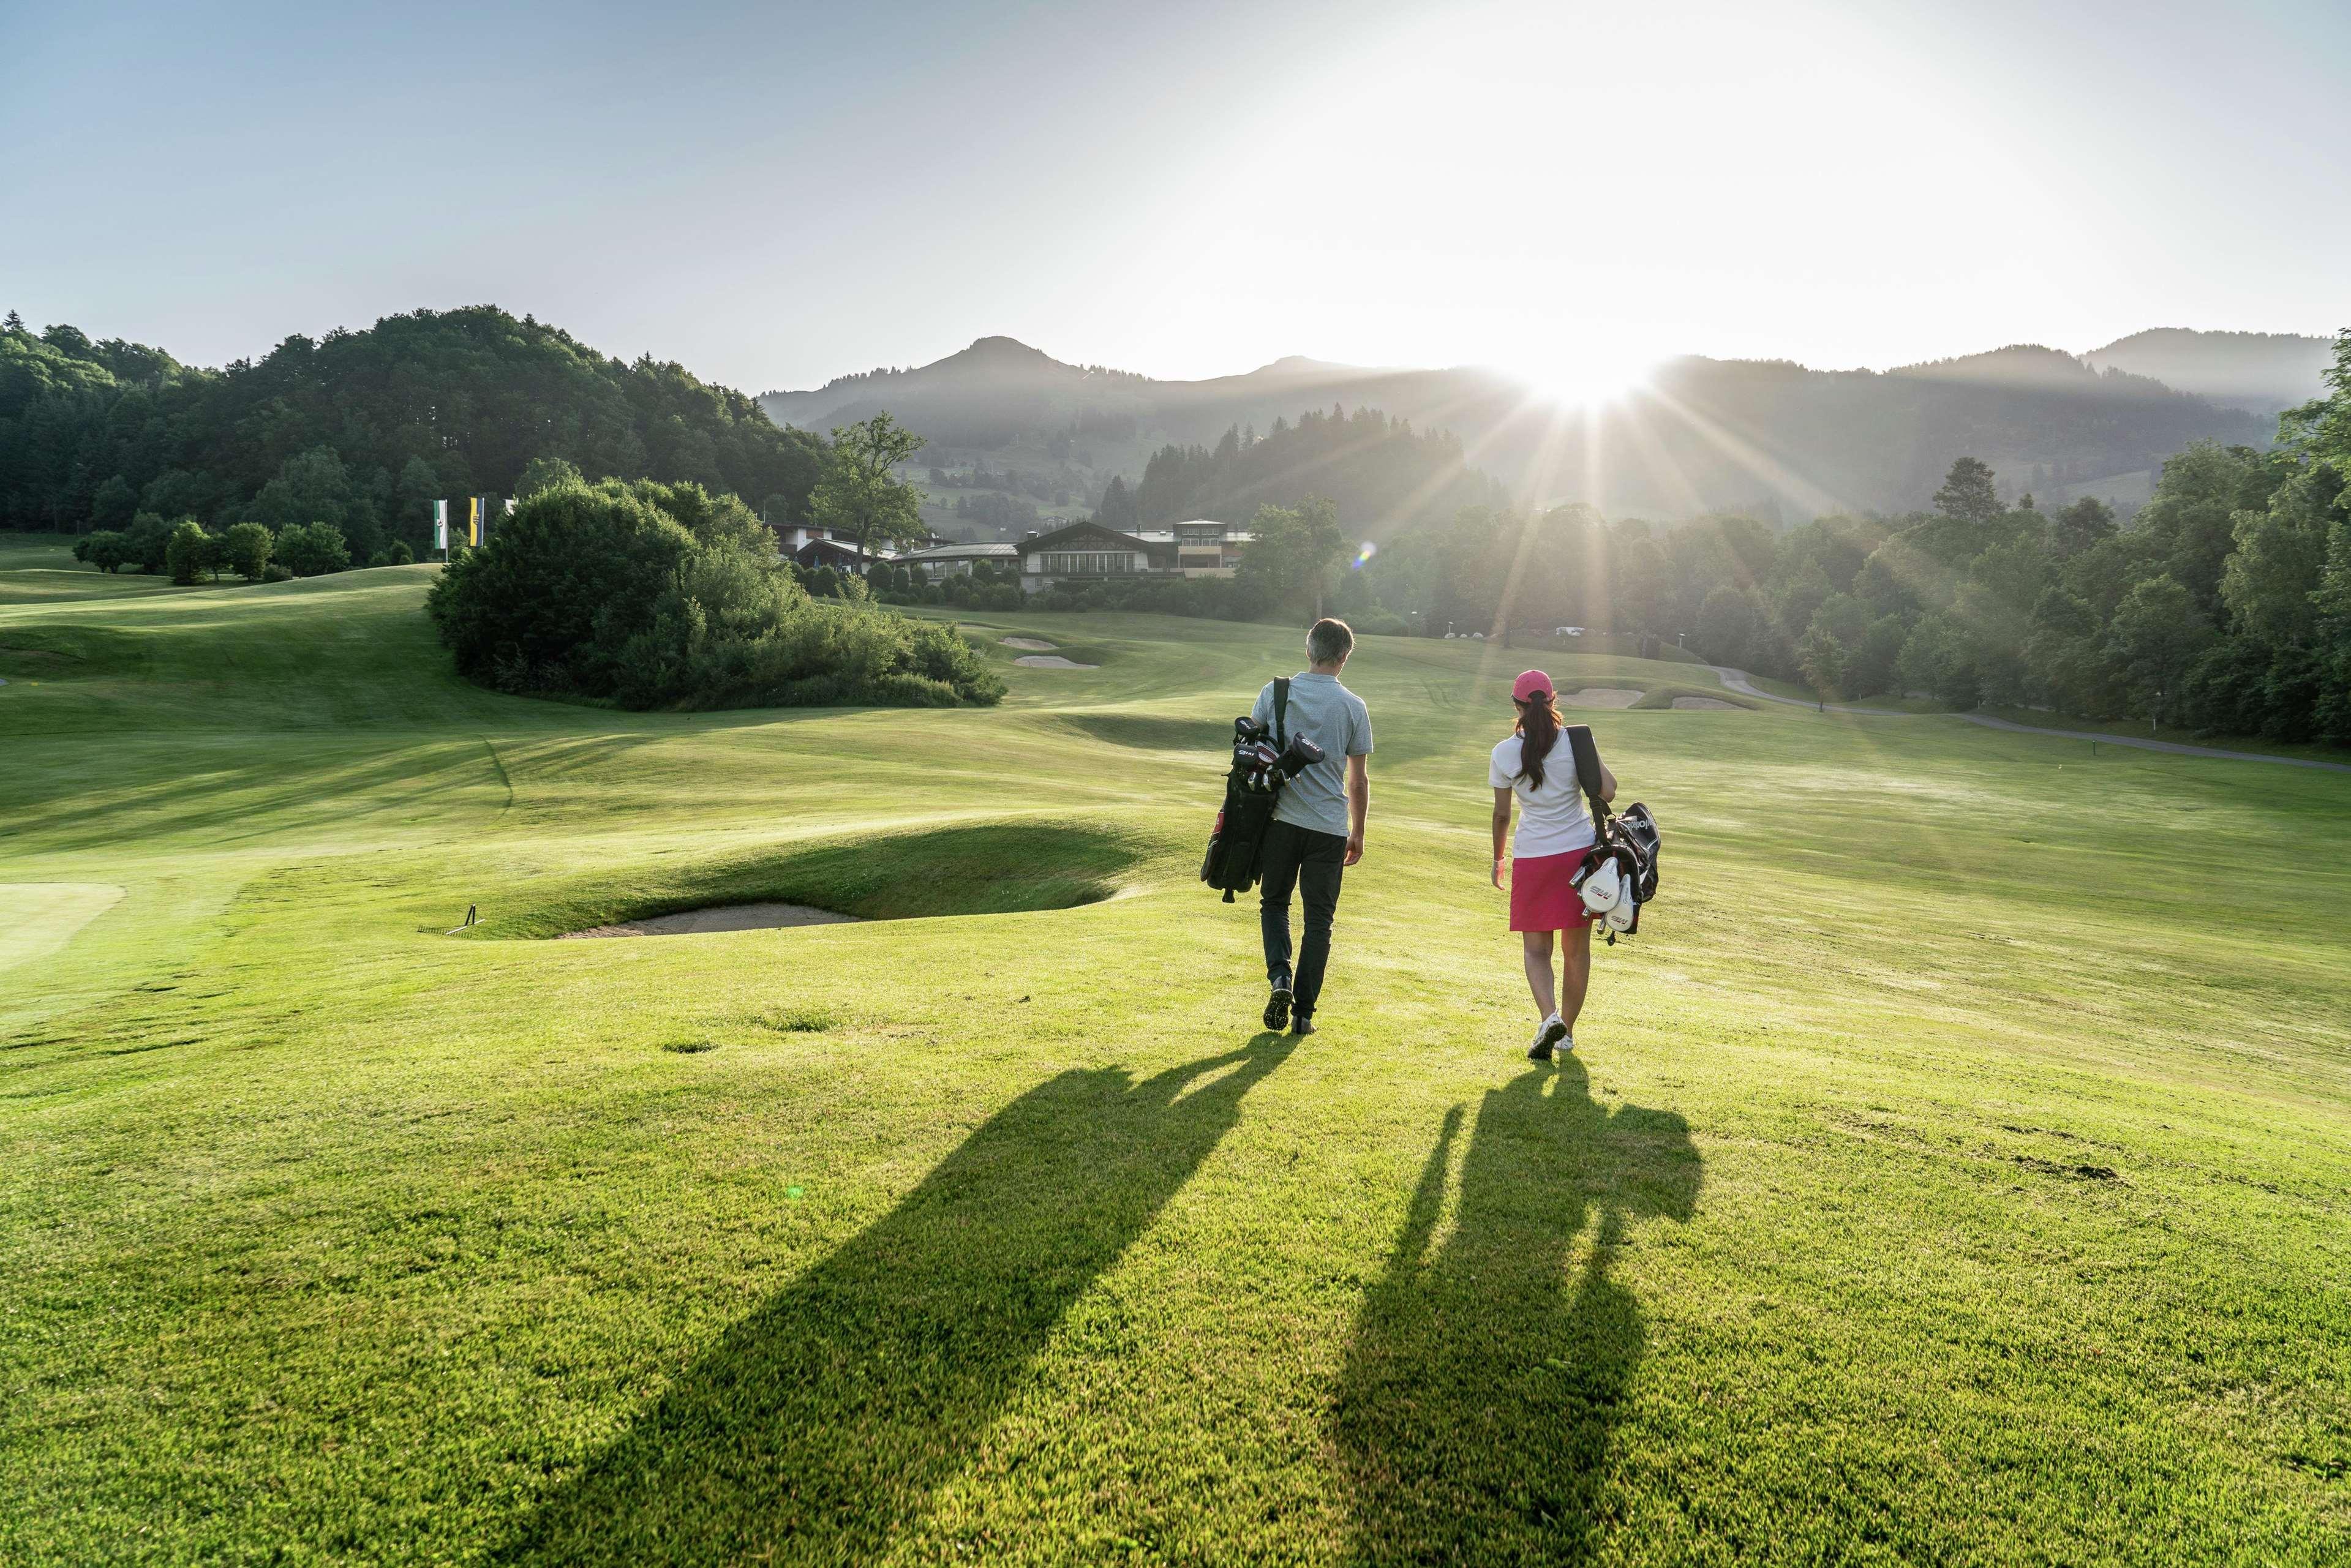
left=1200, top=678, right=1323, bottom=902
left=1565, top=724, right=1662, bottom=943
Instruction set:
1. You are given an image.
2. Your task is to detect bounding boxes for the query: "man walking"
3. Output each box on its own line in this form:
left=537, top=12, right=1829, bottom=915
left=1255, top=618, right=1372, bottom=1037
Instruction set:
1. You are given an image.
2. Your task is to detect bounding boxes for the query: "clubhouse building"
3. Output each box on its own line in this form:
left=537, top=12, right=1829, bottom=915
left=1015, top=519, right=1252, bottom=593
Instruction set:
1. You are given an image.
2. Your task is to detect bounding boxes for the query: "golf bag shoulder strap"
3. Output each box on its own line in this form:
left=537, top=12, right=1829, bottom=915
left=1273, top=677, right=1290, bottom=748
left=1565, top=723, right=1611, bottom=828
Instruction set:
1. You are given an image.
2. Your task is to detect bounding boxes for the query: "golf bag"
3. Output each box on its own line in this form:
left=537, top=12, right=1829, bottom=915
left=1565, top=724, right=1661, bottom=944
left=1200, top=678, right=1325, bottom=902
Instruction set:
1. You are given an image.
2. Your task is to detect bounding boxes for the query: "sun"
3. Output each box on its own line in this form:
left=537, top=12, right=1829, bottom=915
left=1507, top=348, right=1659, bottom=410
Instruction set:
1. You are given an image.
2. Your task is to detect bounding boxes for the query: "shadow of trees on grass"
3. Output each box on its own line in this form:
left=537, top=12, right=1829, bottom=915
left=1334, top=1059, right=1701, bottom=1564
left=503, top=1036, right=1292, bottom=1565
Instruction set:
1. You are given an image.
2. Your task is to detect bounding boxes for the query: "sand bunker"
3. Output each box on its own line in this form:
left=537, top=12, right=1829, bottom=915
left=1, top=883, right=124, bottom=973
left=562, top=902, right=859, bottom=939
left=1014, top=655, right=1099, bottom=669
left=1562, top=688, right=1642, bottom=708
left=1671, top=696, right=1740, bottom=710
left=999, top=637, right=1058, bottom=650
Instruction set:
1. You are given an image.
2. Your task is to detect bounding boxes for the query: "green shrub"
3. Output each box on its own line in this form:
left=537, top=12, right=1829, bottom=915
left=276, top=522, right=352, bottom=577
left=262, top=563, right=295, bottom=583
left=165, top=519, right=220, bottom=584
left=427, top=477, right=1004, bottom=711
left=223, top=520, right=274, bottom=582
left=77, top=530, right=132, bottom=573
left=124, top=512, right=174, bottom=574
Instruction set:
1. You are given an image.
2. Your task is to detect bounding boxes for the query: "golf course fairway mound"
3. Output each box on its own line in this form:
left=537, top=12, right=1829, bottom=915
left=561, top=902, right=858, bottom=938
left=467, top=820, right=1151, bottom=942
left=3, top=561, right=2347, bottom=1566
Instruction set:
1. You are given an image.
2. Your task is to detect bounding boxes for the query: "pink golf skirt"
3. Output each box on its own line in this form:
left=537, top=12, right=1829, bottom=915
left=1510, top=849, right=1595, bottom=932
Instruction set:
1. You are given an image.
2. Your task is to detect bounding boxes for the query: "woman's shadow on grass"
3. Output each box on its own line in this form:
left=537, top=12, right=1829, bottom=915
left=503, top=1034, right=1294, bottom=1566
left=1334, top=1057, right=1701, bottom=1564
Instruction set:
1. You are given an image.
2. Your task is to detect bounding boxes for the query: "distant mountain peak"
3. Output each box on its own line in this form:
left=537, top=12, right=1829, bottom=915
left=955, top=334, right=1056, bottom=362
left=1252, top=353, right=1357, bottom=378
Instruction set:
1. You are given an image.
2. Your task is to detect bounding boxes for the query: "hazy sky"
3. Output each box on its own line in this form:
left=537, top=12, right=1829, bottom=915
left=4, top=0, right=2345, bottom=397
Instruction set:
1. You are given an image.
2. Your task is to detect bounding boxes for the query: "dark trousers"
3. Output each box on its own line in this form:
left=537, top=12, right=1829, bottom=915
left=1259, top=820, right=1347, bottom=1019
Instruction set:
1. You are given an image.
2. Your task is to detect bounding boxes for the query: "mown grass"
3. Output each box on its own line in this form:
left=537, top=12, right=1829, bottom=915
left=2, top=565, right=2347, bottom=1564
left=0, top=533, right=193, bottom=606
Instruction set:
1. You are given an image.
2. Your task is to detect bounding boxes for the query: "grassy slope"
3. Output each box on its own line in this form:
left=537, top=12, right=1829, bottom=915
left=2, top=564, right=2347, bottom=1566
left=0, top=534, right=197, bottom=606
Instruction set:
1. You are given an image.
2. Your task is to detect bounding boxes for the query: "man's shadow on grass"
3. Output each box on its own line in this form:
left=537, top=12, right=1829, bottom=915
left=503, top=1035, right=1294, bottom=1566
left=1333, top=1058, right=1701, bottom=1564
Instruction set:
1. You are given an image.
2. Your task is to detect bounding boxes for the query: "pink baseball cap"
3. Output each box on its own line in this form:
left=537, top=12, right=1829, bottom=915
left=1512, top=669, right=1552, bottom=702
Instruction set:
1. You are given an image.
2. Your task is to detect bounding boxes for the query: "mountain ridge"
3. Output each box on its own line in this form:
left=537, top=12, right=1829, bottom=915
left=761, top=331, right=2300, bottom=523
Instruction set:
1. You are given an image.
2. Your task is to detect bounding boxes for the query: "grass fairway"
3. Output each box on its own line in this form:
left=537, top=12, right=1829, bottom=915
left=4, top=565, right=2348, bottom=1565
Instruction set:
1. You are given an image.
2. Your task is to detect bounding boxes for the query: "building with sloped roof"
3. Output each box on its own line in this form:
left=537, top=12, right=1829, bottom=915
left=1016, top=519, right=1251, bottom=591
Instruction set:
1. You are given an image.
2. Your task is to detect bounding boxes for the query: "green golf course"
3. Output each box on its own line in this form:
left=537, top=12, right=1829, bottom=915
left=4, top=557, right=2346, bottom=1565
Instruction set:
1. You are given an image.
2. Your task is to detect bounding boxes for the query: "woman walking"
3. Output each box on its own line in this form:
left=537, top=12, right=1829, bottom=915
left=1491, top=669, right=1616, bottom=1061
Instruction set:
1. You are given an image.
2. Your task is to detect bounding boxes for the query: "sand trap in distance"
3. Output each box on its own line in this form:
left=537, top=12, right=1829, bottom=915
left=1672, top=696, right=1741, bottom=710
left=0, top=883, right=126, bottom=973
left=1015, top=655, right=1099, bottom=669
left=1562, top=688, right=1642, bottom=708
left=562, top=902, right=859, bottom=939
left=1000, top=637, right=1058, bottom=650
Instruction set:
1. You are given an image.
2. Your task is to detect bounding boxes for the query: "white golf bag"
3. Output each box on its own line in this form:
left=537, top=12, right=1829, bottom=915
left=1563, top=725, right=1661, bottom=945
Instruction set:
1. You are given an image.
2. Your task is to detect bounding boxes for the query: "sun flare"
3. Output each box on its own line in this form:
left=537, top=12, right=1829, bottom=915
left=1507, top=351, right=1659, bottom=410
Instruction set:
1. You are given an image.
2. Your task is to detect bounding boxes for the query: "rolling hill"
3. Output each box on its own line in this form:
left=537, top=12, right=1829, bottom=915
left=2085, top=327, right=2338, bottom=415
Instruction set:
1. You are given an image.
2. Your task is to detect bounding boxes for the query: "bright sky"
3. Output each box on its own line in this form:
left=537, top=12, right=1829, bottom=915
left=3, top=0, right=2344, bottom=396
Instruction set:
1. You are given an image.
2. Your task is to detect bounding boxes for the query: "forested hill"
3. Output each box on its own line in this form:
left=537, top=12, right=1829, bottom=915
left=762, top=336, right=2273, bottom=523
left=2083, top=328, right=2338, bottom=415
left=1095, top=406, right=1506, bottom=539
left=0, top=307, right=826, bottom=558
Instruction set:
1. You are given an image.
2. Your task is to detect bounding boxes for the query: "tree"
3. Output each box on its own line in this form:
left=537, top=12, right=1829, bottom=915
left=2221, top=468, right=2338, bottom=650
left=223, top=521, right=274, bottom=582
left=1237, top=496, right=1346, bottom=620
left=78, top=530, right=131, bottom=573
left=1693, top=584, right=1762, bottom=667
left=1609, top=535, right=1673, bottom=636
left=124, top=512, right=175, bottom=574
left=1796, top=625, right=1848, bottom=707
left=252, top=446, right=379, bottom=559
left=90, top=473, right=137, bottom=531
left=1094, top=475, right=1137, bottom=531
left=2051, top=497, right=2116, bottom=558
left=2, top=309, right=23, bottom=334
left=275, top=522, right=352, bottom=577
left=2132, top=441, right=2273, bottom=617
left=394, top=456, right=443, bottom=547
left=165, top=520, right=220, bottom=584
left=426, top=478, right=1000, bottom=710
left=810, top=412, right=927, bottom=571
left=516, top=456, right=584, bottom=500
left=2105, top=574, right=2210, bottom=726
left=1932, top=457, right=2002, bottom=525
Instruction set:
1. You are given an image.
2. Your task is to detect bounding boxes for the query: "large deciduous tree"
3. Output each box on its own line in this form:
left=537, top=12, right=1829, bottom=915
left=810, top=412, right=927, bottom=571
left=1238, top=495, right=1346, bottom=621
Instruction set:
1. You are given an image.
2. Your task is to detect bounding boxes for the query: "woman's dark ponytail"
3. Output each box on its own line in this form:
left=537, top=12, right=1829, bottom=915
left=1515, top=692, right=1563, bottom=791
